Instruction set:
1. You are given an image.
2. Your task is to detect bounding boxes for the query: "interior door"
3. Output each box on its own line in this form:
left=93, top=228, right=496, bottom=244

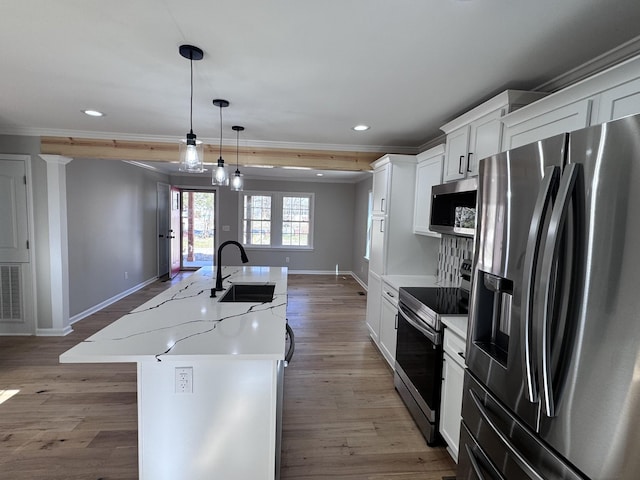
left=157, top=183, right=170, bottom=277
left=170, top=186, right=181, bottom=278
left=0, top=156, right=34, bottom=334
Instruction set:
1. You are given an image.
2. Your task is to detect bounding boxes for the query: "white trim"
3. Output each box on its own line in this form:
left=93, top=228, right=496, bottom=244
left=39, top=154, right=73, bottom=335
left=351, top=272, right=368, bottom=291
left=36, top=325, right=73, bottom=337
left=69, top=276, right=158, bottom=325
left=535, top=36, right=640, bottom=93
left=287, top=270, right=352, bottom=275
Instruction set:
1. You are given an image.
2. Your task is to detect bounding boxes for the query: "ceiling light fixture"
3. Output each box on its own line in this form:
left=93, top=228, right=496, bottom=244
left=212, top=99, right=230, bottom=186
left=282, top=166, right=312, bottom=170
left=82, top=109, right=105, bottom=117
left=230, top=125, right=244, bottom=191
left=352, top=124, right=370, bottom=131
left=178, top=44, right=204, bottom=173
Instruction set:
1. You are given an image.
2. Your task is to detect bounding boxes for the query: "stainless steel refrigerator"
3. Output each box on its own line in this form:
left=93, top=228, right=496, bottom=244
left=458, top=113, right=640, bottom=480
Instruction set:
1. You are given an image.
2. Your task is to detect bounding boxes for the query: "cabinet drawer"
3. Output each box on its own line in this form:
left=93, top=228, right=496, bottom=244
left=444, top=328, right=466, bottom=368
left=381, top=283, right=399, bottom=308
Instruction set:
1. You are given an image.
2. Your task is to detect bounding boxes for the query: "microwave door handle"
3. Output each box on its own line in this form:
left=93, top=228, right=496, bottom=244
left=469, top=389, right=545, bottom=480
left=521, top=166, right=559, bottom=403
left=537, top=163, right=582, bottom=418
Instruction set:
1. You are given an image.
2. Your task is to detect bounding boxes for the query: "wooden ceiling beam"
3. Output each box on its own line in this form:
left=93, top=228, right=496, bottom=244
left=40, top=136, right=381, bottom=171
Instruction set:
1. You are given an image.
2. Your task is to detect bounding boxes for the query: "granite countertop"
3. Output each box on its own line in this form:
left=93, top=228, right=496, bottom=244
left=60, top=266, right=288, bottom=364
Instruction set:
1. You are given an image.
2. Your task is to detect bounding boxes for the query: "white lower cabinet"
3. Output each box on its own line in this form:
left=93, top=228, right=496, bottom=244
left=365, top=272, right=382, bottom=343
left=440, top=323, right=467, bottom=462
left=379, top=283, right=399, bottom=367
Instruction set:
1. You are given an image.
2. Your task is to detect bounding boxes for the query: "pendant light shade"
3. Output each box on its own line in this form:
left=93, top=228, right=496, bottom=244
left=212, top=99, right=230, bottom=186
left=178, top=45, right=204, bottom=173
left=230, top=125, right=244, bottom=191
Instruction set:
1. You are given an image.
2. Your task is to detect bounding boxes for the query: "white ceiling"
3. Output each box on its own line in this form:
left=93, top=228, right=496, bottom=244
left=2, top=0, right=640, bottom=180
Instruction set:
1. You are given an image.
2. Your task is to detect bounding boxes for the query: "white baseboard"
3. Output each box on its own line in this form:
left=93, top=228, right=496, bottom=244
left=286, top=269, right=368, bottom=291
left=288, top=270, right=353, bottom=275
left=350, top=273, right=368, bottom=291
left=69, top=276, right=158, bottom=326
left=36, top=325, right=74, bottom=337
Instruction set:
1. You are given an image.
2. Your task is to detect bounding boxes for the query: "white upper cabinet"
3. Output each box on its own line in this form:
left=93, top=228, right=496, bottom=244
left=595, top=76, right=640, bottom=124
left=413, top=145, right=444, bottom=236
left=503, top=100, right=592, bottom=150
left=502, top=54, right=640, bottom=149
left=441, top=90, right=546, bottom=182
left=372, top=163, right=390, bottom=216
left=443, top=126, right=471, bottom=181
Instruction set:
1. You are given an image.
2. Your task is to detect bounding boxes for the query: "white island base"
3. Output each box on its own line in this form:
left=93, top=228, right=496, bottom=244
left=60, top=267, right=288, bottom=480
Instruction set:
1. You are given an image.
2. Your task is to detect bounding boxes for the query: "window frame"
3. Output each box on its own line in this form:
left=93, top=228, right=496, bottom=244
left=239, top=190, right=315, bottom=250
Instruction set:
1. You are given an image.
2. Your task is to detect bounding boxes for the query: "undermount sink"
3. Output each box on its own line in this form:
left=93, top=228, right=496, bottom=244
left=218, top=283, right=276, bottom=303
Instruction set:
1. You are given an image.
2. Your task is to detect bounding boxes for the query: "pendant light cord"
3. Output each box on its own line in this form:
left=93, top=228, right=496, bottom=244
left=219, top=103, right=223, bottom=158
left=189, top=55, right=194, bottom=134
left=236, top=129, right=240, bottom=168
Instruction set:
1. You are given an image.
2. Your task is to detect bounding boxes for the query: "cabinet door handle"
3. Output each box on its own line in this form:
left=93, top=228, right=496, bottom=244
left=467, top=152, right=473, bottom=172
left=380, top=198, right=385, bottom=212
left=458, top=351, right=466, bottom=360
left=394, top=313, right=398, bottom=330
left=458, top=155, right=465, bottom=174
left=380, top=219, right=384, bottom=232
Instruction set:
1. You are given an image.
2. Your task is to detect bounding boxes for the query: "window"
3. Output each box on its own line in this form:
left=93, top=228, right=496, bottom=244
left=242, top=194, right=271, bottom=246
left=241, top=191, right=314, bottom=249
left=365, top=190, right=373, bottom=260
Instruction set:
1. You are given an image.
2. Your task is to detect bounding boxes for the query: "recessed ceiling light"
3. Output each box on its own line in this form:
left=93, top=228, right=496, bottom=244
left=82, top=109, right=105, bottom=117
left=316, top=173, right=324, bottom=177
left=352, top=125, right=369, bottom=131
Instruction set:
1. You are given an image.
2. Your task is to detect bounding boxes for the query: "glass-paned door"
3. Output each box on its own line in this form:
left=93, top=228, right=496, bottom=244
left=181, top=190, right=216, bottom=269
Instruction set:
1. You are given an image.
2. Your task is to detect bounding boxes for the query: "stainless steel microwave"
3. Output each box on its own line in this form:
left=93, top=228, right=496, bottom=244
left=429, top=178, right=477, bottom=237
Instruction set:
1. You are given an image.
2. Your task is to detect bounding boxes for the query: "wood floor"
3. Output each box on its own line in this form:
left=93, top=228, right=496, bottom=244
left=0, top=273, right=456, bottom=479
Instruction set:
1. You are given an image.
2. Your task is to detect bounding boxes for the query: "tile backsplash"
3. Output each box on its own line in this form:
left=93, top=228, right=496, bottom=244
left=438, top=235, right=474, bottom=285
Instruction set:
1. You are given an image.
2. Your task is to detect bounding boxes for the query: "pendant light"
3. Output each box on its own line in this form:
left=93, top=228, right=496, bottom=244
left=178, top=45, right=204, bottom=173
left=212, top=99, right=230, bottom=185
left=230, top=125, right=244, bottom=191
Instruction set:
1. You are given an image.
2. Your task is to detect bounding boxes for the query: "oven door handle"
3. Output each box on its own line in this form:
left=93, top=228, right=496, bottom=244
left=399, top=306, right=439, bottom=344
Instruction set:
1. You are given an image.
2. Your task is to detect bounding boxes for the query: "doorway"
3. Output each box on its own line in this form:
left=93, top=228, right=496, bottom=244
left=181, top=190, right=216, bottom=269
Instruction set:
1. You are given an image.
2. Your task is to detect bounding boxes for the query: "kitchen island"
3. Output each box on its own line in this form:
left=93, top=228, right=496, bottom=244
left=60, top=266, right=288, bottom=480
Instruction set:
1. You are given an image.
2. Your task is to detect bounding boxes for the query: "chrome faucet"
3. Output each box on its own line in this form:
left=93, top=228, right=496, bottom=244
left=211, top=240, right=249, bottom=296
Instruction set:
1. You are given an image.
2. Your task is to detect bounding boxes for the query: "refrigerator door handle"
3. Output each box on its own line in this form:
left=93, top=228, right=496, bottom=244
left=537, top=163, right=582, bottom=418
left=469, top=389, right=546, bottom=480
left=521, top=166, right=560, bottom=403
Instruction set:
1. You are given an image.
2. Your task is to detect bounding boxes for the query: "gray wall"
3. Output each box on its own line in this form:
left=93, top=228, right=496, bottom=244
left=66, top=159, right=169, bottom=316
left=171, top=175, right=357, bottom=272
left=352, top=175, right=372, bottom=286
left=0, top=135, right=54, bottom=329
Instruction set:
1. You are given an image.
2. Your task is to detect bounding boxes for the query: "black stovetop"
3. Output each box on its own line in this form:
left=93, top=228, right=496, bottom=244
left=401, top=286, right=469, bottom=316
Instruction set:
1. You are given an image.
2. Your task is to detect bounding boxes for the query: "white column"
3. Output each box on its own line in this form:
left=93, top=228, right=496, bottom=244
left=38, top=154, right=73, bottom=336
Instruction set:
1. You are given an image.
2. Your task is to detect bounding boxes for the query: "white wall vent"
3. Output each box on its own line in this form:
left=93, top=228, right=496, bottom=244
left=0, top=264, right=22, bottom=321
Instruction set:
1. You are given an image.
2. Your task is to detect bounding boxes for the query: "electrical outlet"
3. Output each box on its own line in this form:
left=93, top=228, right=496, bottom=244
left=175, top=367, right=193, bottom=394
left=124, top=271, right=128, bottom=279
left=285, top=257, right=290, bottom=263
